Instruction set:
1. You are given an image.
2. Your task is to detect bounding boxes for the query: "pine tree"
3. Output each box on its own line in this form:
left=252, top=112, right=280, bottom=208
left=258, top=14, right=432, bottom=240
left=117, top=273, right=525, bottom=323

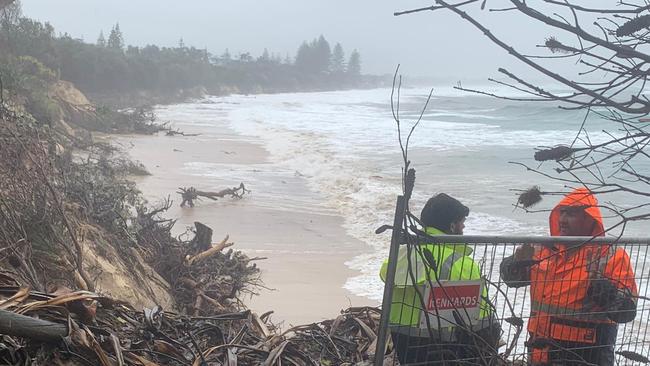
left=178, top=37, right=185, bottom=48
left=347, top=49, right=361, bottom=76
left=259, top=48, right=270, bottom=62
left=331, top=43, right=346, bottom=73
left=316, top=35, right=331, bottom=73
left=107, top=23, right=124, bottom=50
left=295, top=36, right=332, bottom=74
left=294, top=41, right=311, bottom=71
left=97, top=31, right=106, bottom=47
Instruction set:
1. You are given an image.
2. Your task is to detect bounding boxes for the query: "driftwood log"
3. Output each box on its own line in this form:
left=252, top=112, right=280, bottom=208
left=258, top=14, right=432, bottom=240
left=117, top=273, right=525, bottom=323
left=186, top=235, right=234, bottom=266
left=165, top=128, right=201, bottom=137
left=178, top=183, right=250, bottom=207
left=0, top=308, right=68, bottom=342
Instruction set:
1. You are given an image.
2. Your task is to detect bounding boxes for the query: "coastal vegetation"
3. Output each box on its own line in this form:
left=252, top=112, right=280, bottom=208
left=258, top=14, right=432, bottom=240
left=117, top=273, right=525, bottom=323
left=0, top=1, right=384, bottom=364
left=2, top=1, right=378, bottom=106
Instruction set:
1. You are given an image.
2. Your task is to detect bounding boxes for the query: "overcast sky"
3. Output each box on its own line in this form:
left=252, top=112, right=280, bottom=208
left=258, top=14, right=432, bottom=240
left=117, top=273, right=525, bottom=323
left=22, top=1, right=571, bottom=80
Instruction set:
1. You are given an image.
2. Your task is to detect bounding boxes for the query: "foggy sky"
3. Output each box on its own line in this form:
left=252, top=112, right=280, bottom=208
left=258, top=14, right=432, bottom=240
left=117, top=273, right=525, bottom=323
left=22, top=1, right=564, bottom=80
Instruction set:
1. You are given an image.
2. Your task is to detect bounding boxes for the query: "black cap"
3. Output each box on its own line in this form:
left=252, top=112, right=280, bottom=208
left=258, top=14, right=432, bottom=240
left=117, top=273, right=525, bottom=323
left=420, top=193, right=469, bottom=232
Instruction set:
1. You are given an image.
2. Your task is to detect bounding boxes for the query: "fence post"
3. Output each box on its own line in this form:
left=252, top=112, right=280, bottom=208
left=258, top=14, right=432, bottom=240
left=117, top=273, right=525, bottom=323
left=374, top=195, right=406, bottom=366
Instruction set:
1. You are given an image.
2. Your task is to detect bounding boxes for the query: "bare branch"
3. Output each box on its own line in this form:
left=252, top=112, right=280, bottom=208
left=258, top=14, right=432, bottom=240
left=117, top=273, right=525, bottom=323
left=541, top=0, right=650, bottom=14
left=394, top=0, right=478, bottom=16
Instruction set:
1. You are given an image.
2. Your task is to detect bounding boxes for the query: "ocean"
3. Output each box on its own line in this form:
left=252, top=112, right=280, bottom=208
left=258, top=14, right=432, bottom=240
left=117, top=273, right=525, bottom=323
left=154, top=87, right=647, bottom=304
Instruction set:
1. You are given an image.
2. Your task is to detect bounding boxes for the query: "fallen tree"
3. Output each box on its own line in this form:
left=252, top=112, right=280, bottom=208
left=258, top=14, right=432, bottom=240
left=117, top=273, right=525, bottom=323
left=178, top=183, right=251, bottom=207
left=134, top=204, right=262, bottom=315
left=165, top=128, right=201, bottom=137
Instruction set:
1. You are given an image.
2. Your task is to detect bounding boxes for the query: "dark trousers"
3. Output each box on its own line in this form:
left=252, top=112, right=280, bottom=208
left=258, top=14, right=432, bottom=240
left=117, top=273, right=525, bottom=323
left=531, top=324, right=617, bottom=366
left=391, top=325, right=501, bottom=365
left=546, top=342, right=615, bottom=366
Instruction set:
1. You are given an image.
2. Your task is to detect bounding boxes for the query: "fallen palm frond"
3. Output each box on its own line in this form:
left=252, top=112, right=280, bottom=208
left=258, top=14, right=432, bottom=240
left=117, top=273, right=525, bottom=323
left=0, top=285, right=385, bottom=366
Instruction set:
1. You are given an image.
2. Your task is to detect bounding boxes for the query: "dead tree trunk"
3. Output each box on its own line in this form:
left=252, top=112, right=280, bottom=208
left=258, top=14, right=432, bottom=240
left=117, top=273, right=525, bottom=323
left=191, top=222, right=213, bottom=252
left=178, top=183, right=251, bottom=207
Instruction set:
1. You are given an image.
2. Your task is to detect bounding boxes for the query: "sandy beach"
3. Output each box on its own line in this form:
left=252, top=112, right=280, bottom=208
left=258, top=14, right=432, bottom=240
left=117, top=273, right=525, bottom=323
left=115, top=109, right=373, bottom=326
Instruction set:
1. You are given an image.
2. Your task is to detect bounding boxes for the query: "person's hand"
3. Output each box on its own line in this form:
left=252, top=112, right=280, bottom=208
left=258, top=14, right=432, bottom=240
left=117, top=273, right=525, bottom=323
left=587, top=279, right=620, bottom=308
left=514, top=243, right=534, bottom=261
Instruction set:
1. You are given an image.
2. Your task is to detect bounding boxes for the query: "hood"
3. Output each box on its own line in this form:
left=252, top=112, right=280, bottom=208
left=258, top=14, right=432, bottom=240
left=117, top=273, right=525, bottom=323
left=549, top=187, right=604, bottom=237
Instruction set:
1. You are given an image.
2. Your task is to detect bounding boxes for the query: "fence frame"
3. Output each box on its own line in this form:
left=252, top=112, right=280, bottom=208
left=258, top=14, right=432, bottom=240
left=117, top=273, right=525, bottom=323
left=373, top=199, right=650, bottom=366
left=375, top=195, right=406, bottom=364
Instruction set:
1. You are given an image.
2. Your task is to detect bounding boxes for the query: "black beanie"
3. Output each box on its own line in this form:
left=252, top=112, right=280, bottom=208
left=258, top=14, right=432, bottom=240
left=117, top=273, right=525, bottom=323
left=420, top=193, right=469, bottom=232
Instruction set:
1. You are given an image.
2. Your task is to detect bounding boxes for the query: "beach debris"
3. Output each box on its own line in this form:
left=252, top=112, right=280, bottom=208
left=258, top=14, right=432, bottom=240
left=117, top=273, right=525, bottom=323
left=136, top=218, right=262, bottom=316
left=0, top=70, right=384, bottom=365
left=178, top=183, right=251, bottom=207
left=0, top=284, right=385, bottom=366
left=185, top=235, right=234, bottom=266
left=165, top=128, right=201, bottom=137
left=517, top=186, right=543, bottom=209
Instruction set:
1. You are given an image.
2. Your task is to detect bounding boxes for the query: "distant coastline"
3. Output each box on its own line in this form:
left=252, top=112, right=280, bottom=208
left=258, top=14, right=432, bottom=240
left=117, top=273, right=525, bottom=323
left=88, top=75, right=390, bottom=109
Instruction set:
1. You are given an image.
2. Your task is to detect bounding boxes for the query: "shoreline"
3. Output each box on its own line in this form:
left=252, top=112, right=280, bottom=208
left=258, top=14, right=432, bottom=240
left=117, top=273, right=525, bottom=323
left=115, top=102, right=373, bottom=326
left=89, top=83, right=389, bottom=110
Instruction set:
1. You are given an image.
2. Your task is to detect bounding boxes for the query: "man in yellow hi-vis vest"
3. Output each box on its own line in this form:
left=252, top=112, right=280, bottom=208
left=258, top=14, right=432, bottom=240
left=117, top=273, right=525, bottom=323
left=380, top=193, right=501, bottom=364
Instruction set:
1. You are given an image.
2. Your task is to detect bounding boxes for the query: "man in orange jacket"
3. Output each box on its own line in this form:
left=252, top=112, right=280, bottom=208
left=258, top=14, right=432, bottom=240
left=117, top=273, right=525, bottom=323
left=501, top=188, right=637, bottom=365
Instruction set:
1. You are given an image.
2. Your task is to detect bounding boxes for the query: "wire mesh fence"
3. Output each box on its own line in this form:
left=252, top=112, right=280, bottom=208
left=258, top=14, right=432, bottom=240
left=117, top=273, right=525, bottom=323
left=375, top=199, right=650, bottom=366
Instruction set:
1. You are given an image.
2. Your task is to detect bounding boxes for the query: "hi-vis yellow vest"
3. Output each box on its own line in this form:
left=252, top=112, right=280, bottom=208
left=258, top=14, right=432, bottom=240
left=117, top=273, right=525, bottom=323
left=379, top=227, right=490, bottom=327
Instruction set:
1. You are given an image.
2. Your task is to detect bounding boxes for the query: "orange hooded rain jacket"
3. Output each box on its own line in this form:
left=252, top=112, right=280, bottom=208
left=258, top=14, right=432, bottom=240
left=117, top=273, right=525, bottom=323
left=501, top=188, right=637, bottom=365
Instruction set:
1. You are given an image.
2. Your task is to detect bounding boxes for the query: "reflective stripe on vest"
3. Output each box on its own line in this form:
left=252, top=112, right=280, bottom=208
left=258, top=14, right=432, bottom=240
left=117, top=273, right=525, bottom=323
left=439, top=251, right=464, bottom=280
left=530, top=300, right=609, bottom=322
left=387, top=244, right=489, bottom=328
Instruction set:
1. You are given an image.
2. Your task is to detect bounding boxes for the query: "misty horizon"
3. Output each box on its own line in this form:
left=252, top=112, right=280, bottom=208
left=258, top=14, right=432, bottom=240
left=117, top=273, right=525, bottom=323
left=20, top=0, right=559, bottom=82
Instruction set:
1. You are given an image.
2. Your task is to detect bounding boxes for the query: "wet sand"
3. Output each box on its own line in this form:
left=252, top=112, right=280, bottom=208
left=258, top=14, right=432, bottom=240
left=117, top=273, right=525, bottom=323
left=115, top=116, right=372, bottom=326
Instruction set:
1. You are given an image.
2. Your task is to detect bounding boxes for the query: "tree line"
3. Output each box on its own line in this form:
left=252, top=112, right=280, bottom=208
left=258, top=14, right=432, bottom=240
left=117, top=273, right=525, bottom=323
left=1, top=6, right=368, bottom=98
left=294, top=35, right=361, bottom=76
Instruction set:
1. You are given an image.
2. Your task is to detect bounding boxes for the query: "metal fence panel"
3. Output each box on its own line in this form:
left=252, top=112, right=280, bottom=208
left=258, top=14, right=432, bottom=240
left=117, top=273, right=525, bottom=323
left=375, top=230, right=650, bottom=365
